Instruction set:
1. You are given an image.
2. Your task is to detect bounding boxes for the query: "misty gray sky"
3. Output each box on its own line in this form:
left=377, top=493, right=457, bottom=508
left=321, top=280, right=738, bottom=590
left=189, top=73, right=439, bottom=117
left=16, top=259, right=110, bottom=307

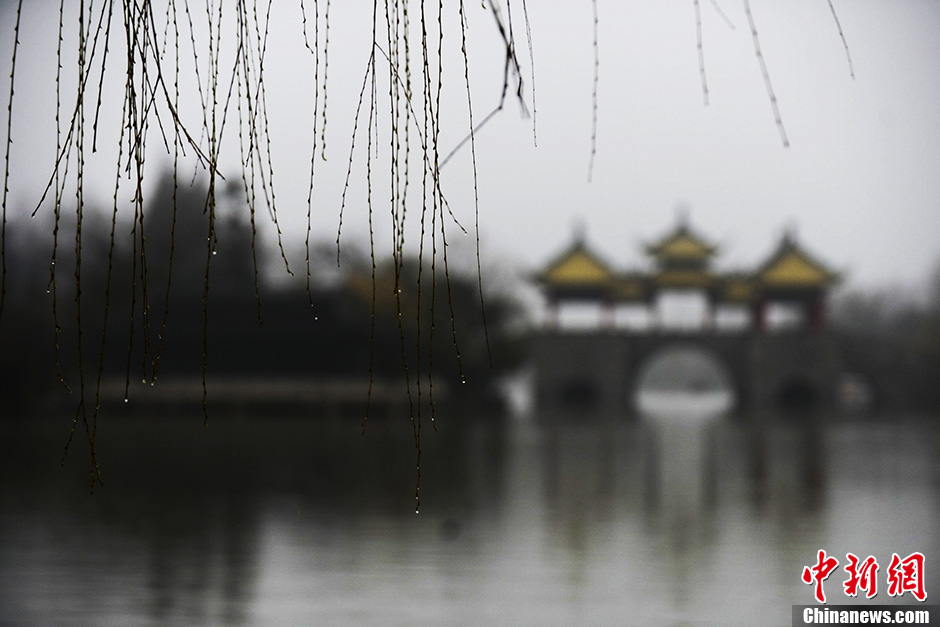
left=1, top=0, right=938, bottom=295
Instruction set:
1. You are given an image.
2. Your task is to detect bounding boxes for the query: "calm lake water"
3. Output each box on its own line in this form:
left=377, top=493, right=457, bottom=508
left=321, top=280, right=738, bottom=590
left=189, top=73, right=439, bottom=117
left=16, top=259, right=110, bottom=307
left=1, top=409, right=938, bottom=626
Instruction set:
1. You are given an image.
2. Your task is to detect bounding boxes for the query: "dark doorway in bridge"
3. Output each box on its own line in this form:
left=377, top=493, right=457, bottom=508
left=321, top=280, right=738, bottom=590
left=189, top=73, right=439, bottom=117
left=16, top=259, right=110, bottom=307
left=634, top=344, right=736, bottom=418
left=776, top=379, right=820, bottom=412
left=559, top=379, right=599, bottom=410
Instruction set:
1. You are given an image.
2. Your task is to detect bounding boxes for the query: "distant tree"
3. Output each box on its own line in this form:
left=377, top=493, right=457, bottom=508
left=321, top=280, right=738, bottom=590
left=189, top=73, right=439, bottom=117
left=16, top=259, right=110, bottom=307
left=831, top=270, right=940, bottom=410
left=929, top=260, right=940, bottom=309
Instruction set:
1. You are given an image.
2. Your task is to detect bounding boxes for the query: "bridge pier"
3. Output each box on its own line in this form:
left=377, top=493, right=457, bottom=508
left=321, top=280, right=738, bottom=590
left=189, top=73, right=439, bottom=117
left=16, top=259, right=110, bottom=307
left=747, top=332, right=841, bottom=414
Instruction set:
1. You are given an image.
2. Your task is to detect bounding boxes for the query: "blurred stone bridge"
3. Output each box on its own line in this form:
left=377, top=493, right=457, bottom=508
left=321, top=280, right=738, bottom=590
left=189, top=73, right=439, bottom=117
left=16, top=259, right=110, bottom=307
left=530, top=329, right=842, bottom=420
left=529, top=217, right=845, bottom=420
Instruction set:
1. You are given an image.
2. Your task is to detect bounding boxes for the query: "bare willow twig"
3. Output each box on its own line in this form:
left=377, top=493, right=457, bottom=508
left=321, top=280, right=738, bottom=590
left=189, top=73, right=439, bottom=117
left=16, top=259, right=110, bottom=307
left=743, top=0, right=789, bottom=147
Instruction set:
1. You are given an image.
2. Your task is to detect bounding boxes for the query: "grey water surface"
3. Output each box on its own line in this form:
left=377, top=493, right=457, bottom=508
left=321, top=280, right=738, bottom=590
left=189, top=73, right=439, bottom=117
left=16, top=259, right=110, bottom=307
left=1, top=410, right=937, bottom=626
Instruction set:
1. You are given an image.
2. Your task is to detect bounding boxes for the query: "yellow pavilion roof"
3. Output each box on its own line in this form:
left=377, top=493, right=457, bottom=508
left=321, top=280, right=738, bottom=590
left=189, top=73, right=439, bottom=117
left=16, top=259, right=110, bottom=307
left=720, top=274, right=757, bottom=301
left=646, top=220, right=717, bottom=261
left=535, top=241, right=614, bottom=286
left=531, top=219, right=839, bottom=302
left=757, top=234, right=839, bottom=288
left=611, top=275, right=647, bottom=299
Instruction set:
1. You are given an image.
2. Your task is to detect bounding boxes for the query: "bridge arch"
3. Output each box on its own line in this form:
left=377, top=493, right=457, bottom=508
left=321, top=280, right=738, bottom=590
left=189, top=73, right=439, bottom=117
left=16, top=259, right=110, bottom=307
left=627, top=337, right=746, bottom=417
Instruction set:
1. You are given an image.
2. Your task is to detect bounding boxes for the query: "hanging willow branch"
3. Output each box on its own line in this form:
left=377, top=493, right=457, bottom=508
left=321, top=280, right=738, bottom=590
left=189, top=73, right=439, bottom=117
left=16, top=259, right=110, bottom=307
left=0, top=0, right=847, bottom=503
left=742, top=0, right=789, bottom=147
left=1, top=0, right=25, bottom=329
left=2, top=0, right=531, bottom=503
left=825, top=0, right=854, bottom=80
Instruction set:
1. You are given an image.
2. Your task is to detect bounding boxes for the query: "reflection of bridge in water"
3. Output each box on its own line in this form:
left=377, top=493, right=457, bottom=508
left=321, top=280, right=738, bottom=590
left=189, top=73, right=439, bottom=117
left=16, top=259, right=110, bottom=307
left=530, top=216, right=842, bottom=419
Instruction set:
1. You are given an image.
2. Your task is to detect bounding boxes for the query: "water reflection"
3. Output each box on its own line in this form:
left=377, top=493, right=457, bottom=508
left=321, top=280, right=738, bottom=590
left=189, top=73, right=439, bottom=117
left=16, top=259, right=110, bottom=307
left=1, top=411, right=937, bottom=626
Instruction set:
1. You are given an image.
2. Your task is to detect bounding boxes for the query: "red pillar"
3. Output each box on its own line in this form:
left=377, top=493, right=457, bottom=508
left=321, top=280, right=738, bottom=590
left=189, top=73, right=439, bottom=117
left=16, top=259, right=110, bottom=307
left=809, top=295, right=826, bottom=331
left=754, top=297, right=768, bottom=333
left=546, top=298, right=559, bottom=328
